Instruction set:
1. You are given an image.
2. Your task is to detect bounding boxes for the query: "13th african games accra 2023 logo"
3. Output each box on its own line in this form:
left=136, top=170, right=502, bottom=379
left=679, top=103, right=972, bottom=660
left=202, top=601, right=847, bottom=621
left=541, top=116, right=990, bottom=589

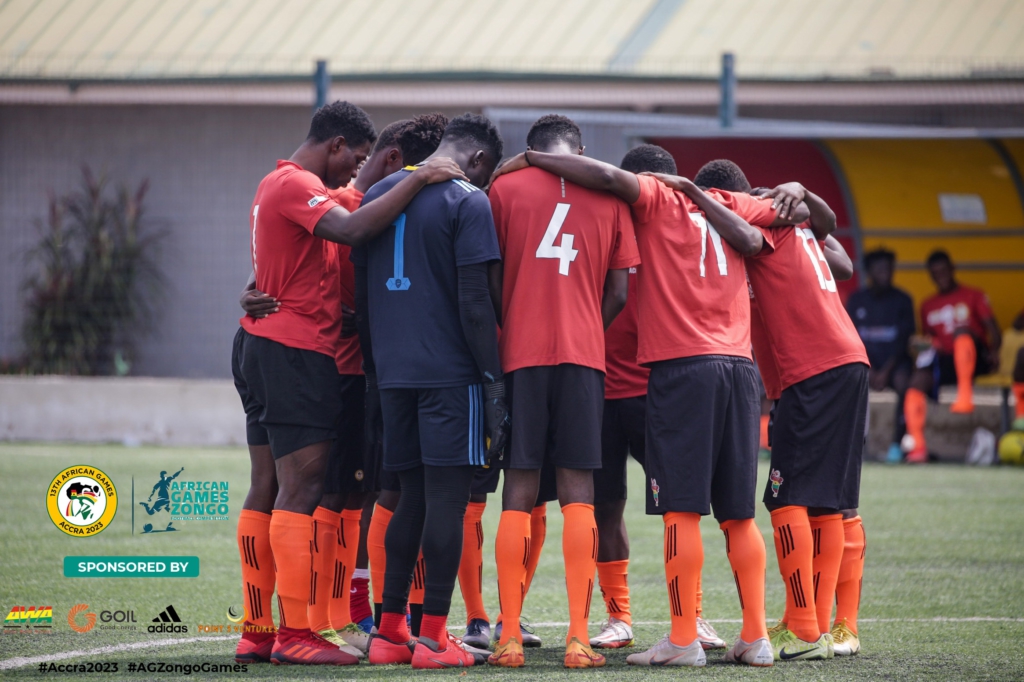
left=133, top=466, right=230, bottom=534
left=46, top=466, right=118, bottom=537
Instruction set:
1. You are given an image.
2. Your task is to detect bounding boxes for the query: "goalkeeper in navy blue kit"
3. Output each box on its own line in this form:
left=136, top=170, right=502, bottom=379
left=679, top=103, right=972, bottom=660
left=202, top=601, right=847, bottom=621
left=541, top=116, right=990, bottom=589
left=354, top=114, right=509, bottom=669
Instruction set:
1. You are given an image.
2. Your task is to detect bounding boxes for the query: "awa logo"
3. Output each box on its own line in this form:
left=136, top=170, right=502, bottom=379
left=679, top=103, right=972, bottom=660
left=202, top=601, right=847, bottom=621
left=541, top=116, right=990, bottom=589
left=3, top=605, right=53, bottom=631
left=149, top=605, right=188, bottom=634
left=46, top=466, right=118, bottom=537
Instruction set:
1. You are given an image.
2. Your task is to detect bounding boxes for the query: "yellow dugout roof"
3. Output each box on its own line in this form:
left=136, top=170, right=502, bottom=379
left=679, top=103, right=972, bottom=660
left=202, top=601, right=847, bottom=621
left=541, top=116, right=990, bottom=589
left=1, top=0, right=1022, bottom=80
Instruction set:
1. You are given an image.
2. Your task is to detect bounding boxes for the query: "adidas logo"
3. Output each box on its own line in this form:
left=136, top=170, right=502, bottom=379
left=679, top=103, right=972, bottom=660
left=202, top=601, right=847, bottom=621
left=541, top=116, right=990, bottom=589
left=147, top=605, right=188, bottom=634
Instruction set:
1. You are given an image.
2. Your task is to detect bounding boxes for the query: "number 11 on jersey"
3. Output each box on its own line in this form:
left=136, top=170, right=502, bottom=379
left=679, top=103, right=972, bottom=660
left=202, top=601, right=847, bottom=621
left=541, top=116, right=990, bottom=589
left=387, top=213, right=411, bottom=291
left=536, top=203, right=577, bottom=276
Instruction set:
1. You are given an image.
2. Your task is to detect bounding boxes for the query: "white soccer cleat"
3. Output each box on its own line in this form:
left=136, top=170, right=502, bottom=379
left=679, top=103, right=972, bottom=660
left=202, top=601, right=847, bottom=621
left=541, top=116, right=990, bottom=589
left=830, top=620, right=860, bottom=656
left=625, top=635, right=706, bottom=667
left=723, top=637, right=774, bottom=667
left=696, top=616, right=727, bottom=650
left=339, top=622, right=370, bottom=653
left=589, top=617, right=634, bottom=649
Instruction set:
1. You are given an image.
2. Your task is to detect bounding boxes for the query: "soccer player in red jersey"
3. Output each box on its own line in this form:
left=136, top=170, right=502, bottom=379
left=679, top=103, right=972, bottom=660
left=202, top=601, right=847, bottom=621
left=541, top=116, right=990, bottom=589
left=231, top=101, right=465, bottom=666
left=492, top=142, right=786, bottom=668
left=241, top=114, right=451, bottom=652
left=690, top=159, right=869, bottom=661
left=904, top=249, right=1002, bottom=461
left=486, top=115, right=640, bottom=669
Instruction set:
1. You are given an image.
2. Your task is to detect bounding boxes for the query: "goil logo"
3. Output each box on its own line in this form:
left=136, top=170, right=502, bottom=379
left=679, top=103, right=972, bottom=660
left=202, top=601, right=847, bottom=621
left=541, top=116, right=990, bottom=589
left=67, top=604, right=96, bottom=633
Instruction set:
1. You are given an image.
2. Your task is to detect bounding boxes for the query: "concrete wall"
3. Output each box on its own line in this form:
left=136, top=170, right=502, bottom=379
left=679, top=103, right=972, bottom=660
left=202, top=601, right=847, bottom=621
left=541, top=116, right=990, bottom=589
left=0, top=103, right=472, bottom=378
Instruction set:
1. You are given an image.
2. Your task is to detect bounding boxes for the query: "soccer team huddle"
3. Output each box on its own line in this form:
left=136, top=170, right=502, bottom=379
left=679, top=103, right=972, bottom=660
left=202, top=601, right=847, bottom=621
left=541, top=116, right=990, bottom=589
left=230, top=101, right=869, bottom=669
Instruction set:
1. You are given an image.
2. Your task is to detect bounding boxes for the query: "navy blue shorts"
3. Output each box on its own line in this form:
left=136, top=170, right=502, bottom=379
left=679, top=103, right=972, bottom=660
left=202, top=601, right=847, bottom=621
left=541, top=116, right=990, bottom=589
left=645, top=355, right=760, bottom=521
left=324, top=375, right=367, bottom=496
left=380, top=384, right=487, bottom=471
left=594, top=395, right=647, bottom=505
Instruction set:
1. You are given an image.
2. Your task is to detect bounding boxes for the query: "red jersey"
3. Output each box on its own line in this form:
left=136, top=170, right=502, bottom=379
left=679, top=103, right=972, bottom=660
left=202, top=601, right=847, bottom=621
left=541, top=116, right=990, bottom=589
left=739, top=218, right=868, bottom=390
left=750, top=294, right=783, bottom=400
left=604, top=268, right=649, bottom=399
left=326, top=185, right=365, bottom=374
left=920, top=285, right=993, bottom=354
left=629, top=176, right=774, bottom=365
left=240, top=160, right=341, bottom=357
left=490, top=167, right=640, bottom=374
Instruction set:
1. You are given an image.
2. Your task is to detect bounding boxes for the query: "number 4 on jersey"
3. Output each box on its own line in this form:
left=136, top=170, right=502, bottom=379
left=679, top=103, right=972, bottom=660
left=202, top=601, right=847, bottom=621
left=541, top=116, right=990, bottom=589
left=536, top=203, right=577, bottom=276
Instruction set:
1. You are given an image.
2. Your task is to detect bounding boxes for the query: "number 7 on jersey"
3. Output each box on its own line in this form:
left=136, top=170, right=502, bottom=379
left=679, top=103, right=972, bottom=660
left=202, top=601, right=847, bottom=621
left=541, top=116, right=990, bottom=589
left=536, top=203, right=578, bottom=276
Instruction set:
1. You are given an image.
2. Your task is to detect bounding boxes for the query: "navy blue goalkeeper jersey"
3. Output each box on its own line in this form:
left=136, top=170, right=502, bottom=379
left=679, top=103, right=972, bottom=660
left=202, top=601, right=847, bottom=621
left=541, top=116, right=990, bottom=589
left=352, top=168, right=500, bottom=389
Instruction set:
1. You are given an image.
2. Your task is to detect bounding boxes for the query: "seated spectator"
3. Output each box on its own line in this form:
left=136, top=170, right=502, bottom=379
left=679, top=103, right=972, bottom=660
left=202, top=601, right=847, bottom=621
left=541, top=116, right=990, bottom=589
left=1001, top=309, right=1024, bottom=424
left=904, top=250, right=1002, bottom=462
left=846, top=248, right=915, bottom=462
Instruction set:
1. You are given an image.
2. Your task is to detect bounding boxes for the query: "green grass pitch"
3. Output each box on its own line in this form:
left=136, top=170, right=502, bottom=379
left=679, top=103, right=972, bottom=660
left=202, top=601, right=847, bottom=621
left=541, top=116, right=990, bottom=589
left=2, top=442, right=1024, bottom=680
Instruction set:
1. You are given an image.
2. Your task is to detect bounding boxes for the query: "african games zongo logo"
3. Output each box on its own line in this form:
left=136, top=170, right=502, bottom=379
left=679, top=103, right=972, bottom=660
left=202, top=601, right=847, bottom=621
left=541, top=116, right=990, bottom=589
left=46, top=466, right=118, bottom=537
left=132, top=466, right=230, bottom=534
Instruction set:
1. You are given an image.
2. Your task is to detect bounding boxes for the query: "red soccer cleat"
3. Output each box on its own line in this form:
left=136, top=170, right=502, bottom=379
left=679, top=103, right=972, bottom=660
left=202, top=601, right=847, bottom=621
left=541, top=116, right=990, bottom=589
left=269, top=627, right=359, bottom=666
left=367, top=632, right=415, bottom=665
left=412, top=632, right=482, bottom=669
left=235, top=629, right=275, bottom=663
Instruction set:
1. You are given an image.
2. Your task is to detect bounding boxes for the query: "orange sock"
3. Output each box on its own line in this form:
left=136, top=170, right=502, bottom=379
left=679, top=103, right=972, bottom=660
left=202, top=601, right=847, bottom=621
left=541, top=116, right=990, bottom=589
left=1013, top=382, right=1024, bottom=419
left=525, top=503, right=547, bottom=594
left=664, top=512, right=702, bottom=647
left=904, top=387, right=928, bottom=456
left=562, top=503, right=598, bottom=645
left=269, top=509, right=314, bottom=630
left=367, top=504, right=392, bottom=607
left=458, top=501, right=489, bottom=624
left=409, top=552, right=425, bottom=606
left=770, top=506, right=819, bottom=642
left=308, top=507, right=340, bottom=632
left=809, top=514, right=844, bottom=635
left=237, top=509, right=275, bottom=629
left=720, top=518, right=768, bottom=642
left=596, top=560, right=631, bottom=625
left=329, top=509, right=361, bottom=630
left=834, top=516, right=866, bottom=634
left=495, top=510, right=531, bottom=645
left=951, top=334, right=976, bottom=411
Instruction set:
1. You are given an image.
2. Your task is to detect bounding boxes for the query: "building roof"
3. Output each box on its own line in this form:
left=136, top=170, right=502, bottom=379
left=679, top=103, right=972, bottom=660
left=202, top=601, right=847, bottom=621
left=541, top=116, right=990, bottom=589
left=2, top=0, right=1022, bottom=81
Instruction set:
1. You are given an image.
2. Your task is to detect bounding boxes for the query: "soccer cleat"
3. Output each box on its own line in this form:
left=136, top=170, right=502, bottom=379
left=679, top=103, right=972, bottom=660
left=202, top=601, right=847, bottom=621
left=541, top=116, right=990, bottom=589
left=769, top=626, right=830, bottom=662
left=488, top=637, right=525, bottom=668
left=830, top=620, right=860, bottom=656
left=767, top=620, right=788, bottom=638
left=824, top=631, right=836, bottom=659
left=462, top=618, right=491, bottom=649
left=367, top=632, right=415, bottom=665
left=723, top=637, right=774, bottom=667
left=589, top=617, right=634, bottom=649
left=626, top=635, right=705, bottom=667
left=270, top=628, right=360, bottom=666
left=234, top=630, right=274, bottom=663
left=339, top=622, right=370, bottom=653
left=411, top=633, right=480, bottom=669
left=564, top=637, right=606, bottom=668
left=493, top=620, right=542, bottom=647
left=696, top=616, right=727, bottom=650
left=886, top=442, right=904, bottom=463
left=317, top=628, right=365, bottom=659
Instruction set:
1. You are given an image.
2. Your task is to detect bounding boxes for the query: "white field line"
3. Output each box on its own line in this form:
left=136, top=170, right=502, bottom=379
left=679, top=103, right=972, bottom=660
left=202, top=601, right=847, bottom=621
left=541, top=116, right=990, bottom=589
left=0, top=635, right=236, bottom=670
left=530, top=617, right=1024, bottom=627
left=4, top=618, right=1024, bottom=670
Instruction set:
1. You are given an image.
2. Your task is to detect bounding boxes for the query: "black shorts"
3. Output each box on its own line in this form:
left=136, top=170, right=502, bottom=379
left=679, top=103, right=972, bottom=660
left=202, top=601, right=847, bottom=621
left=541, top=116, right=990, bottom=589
left=231, top=327, right=341, bottom=459
left=765, top=362, right=868, bottom=510
left=594, top=396, right=647, bottom=505
left=324, top=375, right=367, bottom=496
left=505, top=365, right=604, bottom=470
left=380, top=384, right=487, bottom=471
left=470, top=462, right=558, bottom=504
left=646, top=356, right=760, bottom=521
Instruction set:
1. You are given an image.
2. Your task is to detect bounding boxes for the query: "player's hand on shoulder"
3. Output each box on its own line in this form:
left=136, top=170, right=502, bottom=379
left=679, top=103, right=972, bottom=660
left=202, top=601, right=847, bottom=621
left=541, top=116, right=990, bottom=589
left=417, top=157, right=469, bottom=185
left=639, top=171, right=693, bottom=192
left=765, top=182, right=807, bottom=221
left=240, top=289, right=279, bottom=318
left=489, top=153, right=529, bottom=185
